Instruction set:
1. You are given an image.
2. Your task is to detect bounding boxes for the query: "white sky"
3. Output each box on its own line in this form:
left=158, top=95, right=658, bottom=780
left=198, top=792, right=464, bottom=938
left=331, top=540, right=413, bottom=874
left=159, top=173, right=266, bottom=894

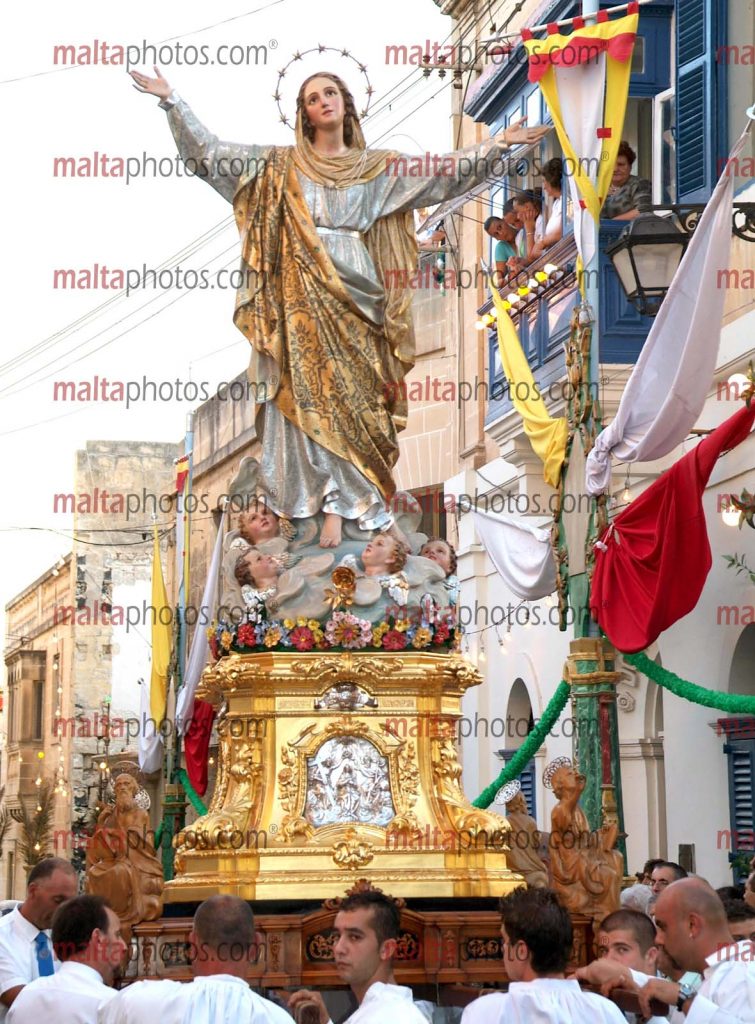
left=0, top=0, right=455, bottom=621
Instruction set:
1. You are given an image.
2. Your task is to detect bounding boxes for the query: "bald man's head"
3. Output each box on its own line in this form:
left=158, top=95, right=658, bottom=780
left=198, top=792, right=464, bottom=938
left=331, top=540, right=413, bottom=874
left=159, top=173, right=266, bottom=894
left=659, top=877, right=728, bottom=926
left=654, top=877, right=732, bottom=974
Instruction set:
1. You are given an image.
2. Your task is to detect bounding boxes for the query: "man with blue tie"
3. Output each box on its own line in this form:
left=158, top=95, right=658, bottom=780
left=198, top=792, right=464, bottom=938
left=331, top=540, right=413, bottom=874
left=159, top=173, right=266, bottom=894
left=0, top=857, right=78, bottom=1020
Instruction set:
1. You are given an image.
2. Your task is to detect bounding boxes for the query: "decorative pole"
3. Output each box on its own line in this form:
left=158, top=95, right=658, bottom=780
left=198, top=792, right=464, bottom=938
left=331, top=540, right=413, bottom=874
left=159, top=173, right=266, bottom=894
left=162, top=413, right=194, bottom=879
left=557, top=0, right=627, bottom=858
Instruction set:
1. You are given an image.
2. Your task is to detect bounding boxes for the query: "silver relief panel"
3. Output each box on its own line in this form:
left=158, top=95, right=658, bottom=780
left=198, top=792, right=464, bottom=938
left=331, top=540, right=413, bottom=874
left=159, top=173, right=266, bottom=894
left=304, top=736, right=394, bottom=827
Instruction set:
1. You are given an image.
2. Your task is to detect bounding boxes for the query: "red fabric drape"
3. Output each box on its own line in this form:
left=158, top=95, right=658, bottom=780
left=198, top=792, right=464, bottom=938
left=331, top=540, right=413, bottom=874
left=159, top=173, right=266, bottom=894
left=528, top=32, right=636, bottom=83
left=590, top=404, right=755, bottom=653
left=183, top=698, right=216, bottom=796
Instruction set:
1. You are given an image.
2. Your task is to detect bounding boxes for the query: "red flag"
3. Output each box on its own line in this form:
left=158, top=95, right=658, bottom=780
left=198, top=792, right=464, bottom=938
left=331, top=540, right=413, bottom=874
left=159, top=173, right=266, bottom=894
left=183, top=699, right=216, bottom=796
left=590, top=404, right=755, bottom=653
left=175, top=454, right=190, bottom=496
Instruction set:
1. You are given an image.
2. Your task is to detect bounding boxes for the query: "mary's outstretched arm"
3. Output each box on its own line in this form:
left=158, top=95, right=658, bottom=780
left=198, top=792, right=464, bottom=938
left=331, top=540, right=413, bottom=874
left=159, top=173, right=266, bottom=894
left=376, top=121, right=551, bottom=215
left=161, top=94, right=269, bottom=203
left=130, top=67, right=268, bottom=203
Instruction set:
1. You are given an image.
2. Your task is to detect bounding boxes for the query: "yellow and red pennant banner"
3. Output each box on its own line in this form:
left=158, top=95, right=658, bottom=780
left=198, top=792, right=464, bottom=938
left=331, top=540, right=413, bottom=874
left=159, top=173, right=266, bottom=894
left=175, top=454, right=190, bottom=496
left=522, top=4, right=638, bottom=279
left=490, top=284, right=567, bottom=489
left=175, top=453, right=191, bottom=602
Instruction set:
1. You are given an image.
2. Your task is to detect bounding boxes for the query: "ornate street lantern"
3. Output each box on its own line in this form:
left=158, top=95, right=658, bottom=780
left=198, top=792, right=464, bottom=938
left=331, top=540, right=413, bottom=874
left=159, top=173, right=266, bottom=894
left=606, top=213, right=688, bottom=316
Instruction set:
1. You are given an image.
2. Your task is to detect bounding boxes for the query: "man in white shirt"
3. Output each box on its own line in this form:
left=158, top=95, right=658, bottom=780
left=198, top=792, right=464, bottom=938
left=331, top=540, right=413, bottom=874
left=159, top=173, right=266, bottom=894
left=459, top=887, right=627, bottom=1024
left=7, top=894, right=126, bottom=1023
left=595, top=908, right=669, bottom=1024
left=98, top=894, right=291, bottom=1023
left=579, top=878, right=755, bottom=1022
left=288, top=889, right=428, bottom=1024
left=0, top=856, right=78, bottom=1020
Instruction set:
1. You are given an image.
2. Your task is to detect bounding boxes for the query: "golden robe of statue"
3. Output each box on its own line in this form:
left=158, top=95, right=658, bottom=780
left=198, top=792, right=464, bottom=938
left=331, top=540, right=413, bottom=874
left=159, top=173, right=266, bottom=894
left=86, top=773, right=164, bottom=936
left=548, top=762, right=622, bottom=926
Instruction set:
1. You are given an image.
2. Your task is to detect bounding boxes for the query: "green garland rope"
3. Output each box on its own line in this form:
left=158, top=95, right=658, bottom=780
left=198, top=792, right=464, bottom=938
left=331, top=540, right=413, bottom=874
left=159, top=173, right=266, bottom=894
left=473, top=680, right=571, bottom=809
left=624, top=651, right=755, bottom=714
left=175, top=767, right=209, bottom=815
left=472, top=654, right=755, bottom=808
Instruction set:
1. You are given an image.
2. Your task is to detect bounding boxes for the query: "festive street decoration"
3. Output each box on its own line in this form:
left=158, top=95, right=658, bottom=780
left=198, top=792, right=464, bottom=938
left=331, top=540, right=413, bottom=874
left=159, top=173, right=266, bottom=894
left=473, top=681, right=571, bottom=809
left=489, top=282, right=568, bottom=487
left=591, top=403, right=755, bottom=653
left=149, top=525, right=171, bottom=726
left=585, top=122, right=753, bottom=495
left=522, top=4, right=639, bottom=274
left=624, top=652, right=755, bottom=714
left=175, top=505, right=228, bottom=735
left=474, top=508, right=557, bottom=601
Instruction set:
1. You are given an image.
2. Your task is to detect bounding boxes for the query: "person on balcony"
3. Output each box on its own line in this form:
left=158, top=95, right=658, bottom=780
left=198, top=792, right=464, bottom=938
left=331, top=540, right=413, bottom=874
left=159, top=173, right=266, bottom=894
left=529, top=158, right=566, bottom=261
left=484, top=199, right=521, bottom=287
left=509, top=190, right=544, bottom=270
left=603, top=141, right=652, bottom=221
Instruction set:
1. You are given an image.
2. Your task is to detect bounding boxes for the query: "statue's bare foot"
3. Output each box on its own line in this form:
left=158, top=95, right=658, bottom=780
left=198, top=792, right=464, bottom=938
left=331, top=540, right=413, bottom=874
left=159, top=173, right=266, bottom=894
left=386, top=521, right=410, bottom=549
left=319, top=513, right=342, bottom=548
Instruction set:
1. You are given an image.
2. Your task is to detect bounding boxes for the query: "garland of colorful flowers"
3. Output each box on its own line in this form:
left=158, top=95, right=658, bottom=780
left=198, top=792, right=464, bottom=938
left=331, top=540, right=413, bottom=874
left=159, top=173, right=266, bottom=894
left=207, top=609, right=457, bottom=658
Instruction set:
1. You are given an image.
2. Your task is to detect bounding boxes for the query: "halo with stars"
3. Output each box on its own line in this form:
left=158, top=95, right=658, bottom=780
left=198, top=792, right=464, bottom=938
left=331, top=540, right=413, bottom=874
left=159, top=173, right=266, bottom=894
left=273, top=45, right=374, bottom=130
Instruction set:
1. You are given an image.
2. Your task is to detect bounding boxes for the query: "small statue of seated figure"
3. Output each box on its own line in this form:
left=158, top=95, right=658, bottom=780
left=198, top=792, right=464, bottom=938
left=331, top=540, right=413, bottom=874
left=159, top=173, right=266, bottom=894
left=419, top=536, right=459, bottom=608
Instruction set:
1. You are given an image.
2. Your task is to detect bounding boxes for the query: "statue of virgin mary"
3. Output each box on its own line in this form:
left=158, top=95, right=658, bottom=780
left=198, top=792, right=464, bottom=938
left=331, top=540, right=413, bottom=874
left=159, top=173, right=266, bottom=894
left=130, top=66, right=548, bottom=546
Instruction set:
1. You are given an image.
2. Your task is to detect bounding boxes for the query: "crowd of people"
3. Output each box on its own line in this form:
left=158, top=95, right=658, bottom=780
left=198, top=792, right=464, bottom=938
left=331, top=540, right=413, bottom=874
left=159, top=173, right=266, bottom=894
left=483, top=141, right=652, bottom=290
left=1, top=856, right=754, bottom=1023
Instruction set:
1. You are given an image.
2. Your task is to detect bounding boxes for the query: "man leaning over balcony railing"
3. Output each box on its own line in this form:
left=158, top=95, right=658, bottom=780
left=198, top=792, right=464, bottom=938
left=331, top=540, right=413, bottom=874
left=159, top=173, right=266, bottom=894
left=484, top=198, right=522, bottom=288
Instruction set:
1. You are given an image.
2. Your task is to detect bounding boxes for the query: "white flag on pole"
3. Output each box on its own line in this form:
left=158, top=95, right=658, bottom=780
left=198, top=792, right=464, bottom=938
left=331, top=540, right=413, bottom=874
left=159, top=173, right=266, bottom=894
left=585, top=124, right=751, bottom=495
left=175, top=507, right=227, bottom=735
left=137, top=677, right=163, bottom=774
left=474, top=509, right=557, bottom=601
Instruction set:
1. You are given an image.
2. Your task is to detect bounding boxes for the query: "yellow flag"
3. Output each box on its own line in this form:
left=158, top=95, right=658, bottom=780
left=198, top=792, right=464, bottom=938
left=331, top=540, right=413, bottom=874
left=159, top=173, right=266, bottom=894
left=490, top=286, right=567, bottom=488
left=149, top=526, right=172, bottom=725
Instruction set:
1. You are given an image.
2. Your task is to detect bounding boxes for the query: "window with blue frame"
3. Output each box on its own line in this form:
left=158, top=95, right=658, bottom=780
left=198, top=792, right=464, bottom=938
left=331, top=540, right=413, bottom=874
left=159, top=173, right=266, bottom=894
left=723, top=728, right=755, bottom=882
left=675, top=0, right=728, bottom=203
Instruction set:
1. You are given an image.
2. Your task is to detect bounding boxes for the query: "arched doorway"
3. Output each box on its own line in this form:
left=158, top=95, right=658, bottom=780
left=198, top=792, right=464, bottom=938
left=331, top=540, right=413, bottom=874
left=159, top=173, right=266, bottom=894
left=499, top=678, right=536, bottom=815
left=642, top=673, right=668, bottom=859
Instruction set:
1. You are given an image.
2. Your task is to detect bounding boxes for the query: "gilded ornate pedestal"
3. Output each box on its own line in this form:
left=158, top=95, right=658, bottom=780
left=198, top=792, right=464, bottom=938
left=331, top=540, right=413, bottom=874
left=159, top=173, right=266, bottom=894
left=165, top=650, right=523, bottom=901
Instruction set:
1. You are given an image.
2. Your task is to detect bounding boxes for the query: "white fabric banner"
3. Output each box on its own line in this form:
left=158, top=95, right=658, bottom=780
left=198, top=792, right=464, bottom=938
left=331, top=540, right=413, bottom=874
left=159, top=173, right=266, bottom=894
left=554, top=55, right=606, bottom=270
left=137, top=677, right=163, bottom=774
left=585, top=124, right=751, bottom=495
left=175, top=507, right=227, bottom=735
left=474, top=509, right=556, bottom=601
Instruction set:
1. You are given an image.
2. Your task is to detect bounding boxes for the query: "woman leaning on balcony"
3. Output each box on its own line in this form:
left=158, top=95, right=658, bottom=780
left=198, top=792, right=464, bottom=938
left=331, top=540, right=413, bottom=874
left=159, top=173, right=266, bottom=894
left=603, top=140, right=652, bottom=221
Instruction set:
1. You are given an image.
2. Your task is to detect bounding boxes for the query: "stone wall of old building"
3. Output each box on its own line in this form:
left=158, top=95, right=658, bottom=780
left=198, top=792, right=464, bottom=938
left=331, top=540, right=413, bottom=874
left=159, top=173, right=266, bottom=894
left=2, top=557, right=75, bottom=897
left=68, top=440, right=181, bottom=850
